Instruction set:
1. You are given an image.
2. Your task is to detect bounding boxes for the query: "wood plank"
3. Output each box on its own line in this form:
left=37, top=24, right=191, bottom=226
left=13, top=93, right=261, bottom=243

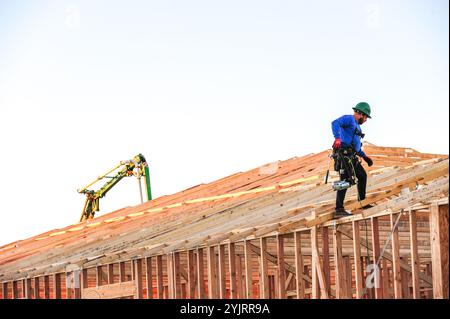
left=268, top=275, right=275, bottom=299
left=294, top=231, right=305, bottom=299
left=24, top=278, right=31, bottom=299
left=424, top=263, right=432, bottom=299
left=80, top=269, right=88, bottom=298
left=218, top=244, right=227, bottom=298
left=311, top=223, right=329, bottom=299
left=303, top=265, right=310, bottom=298
left=43, top=276, right=50, bottom=299
left=381, top=258, right=390, bottom=299
left=2, top=282, right=8, bottom=299
left=156, top=255, right=164, bottom=299
left=343, top=256, right=352, bottom=298
left=82, top=281, right=137, bottom=299
left=167, top=253, right=174, bottom=299
left=207, top=246, right=219, bottom=298
left=146, top=257, right=153, bottom=299
left=119, top=262, right=126, bottom=282
left=333, top=226, right=346, bottom=298
left=187, top=250, right=196, bottom=299
left=371, top=217, right=383, bottom=298
left=66, top=273, right=73, bottom=299
left=400, top=257, right=410, bottom=298
left=34, top=277, right=40, bottom=299
left=285, top=273, right=294, bottom=291
left=53, top=273, right=61, bottom=299
left=244, top=240, right=253, bottom=298
left=228, top=243, right=237, bottom=299
left=133, top=259, right=143, bottom=299
left=430, top=203, right=449, bottom=299
left=259, top=237, right=270, bottom=298
left=311, top=229, right=319, bottom=298
left=196, top=248, right=205, bottom=299
left=390, top=213, right=402, bottom=298
left=96, top=266, right=103, bottom=287
left=236, top=254, right=244, bottom=299
left=174, top=252, right=182, bottom=299
left=107, top=264, right=114, bottom=284
left=12, top=280, right=18, bottom=299
left=352, top=221, right=363, bottom=299
left=276, top=235, right=286, bottom=299
left=74, top=271, right=81, bottom=299
left=321, top=227, right=331, bottom=296
left=409, top=210, right=420, bottom=299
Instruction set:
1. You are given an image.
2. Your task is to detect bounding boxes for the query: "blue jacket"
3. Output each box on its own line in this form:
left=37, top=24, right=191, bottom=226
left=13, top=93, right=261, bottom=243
left=331, top=115, right=367, bottom=158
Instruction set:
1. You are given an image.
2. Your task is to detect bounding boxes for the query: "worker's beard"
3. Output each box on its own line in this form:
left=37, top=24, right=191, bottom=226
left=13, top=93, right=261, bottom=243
left=358, top=118, right=364, bottom=124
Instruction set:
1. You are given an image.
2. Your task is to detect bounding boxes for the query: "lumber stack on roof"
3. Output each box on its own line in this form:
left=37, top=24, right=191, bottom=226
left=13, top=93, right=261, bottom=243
left=0, top=143, right=448, bottom=284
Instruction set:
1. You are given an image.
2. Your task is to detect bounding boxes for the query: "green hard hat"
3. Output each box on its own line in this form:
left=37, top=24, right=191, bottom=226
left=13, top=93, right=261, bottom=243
left=352, top=102, right=372, bottom=118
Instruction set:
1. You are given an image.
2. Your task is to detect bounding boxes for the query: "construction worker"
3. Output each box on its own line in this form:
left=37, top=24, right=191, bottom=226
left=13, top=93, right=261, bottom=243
left=331, top=102, right=374, bottom=217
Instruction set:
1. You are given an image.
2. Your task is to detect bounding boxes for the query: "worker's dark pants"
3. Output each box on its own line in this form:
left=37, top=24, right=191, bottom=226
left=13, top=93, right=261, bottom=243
left=336, top=158, right=367, bottom=209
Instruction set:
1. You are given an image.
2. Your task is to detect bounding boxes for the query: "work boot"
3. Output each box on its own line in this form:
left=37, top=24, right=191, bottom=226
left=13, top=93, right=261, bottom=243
left=334, top=208, right=352, bottom=218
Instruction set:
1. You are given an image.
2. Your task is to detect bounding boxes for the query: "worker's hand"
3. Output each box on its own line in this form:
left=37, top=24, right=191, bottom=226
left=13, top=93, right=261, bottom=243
left=332, top=138, right=341, bottom=149
left=363, top=156, right=373, bottom=167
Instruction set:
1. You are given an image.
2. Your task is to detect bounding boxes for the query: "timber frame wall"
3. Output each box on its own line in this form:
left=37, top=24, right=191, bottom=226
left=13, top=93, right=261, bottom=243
left=1, top=202, right=447, bottom=299
left=0, top=144, right=448, bottom=299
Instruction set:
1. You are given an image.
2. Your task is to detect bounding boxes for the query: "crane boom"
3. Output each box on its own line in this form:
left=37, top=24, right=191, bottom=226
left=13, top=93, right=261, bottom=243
left=77, top=154, right=152, bottom=222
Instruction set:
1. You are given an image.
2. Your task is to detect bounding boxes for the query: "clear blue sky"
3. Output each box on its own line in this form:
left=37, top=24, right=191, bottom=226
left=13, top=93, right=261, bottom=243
left=0, top=0, right=448, bottom=245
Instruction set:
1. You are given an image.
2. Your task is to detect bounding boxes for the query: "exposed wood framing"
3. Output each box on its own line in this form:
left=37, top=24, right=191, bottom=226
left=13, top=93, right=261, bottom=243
left=218, top=244, right=227, bottom=298
left=0, top=147, right=447, bottom=300
left=370, top=217, right=383, bottom=299
left=207, top=246, right=219, bottom=298
left=53, top=273, right=61, bottom=299
left=409, top=210, right=420, bottom=299
left=82, top=281, right=137, bottom=299
left=186, top=250, right=195, bottom=298
left=196, top=248, right=205, bottom=299
left=145, top=257, right=153, bottom=299
left=156, top=255, right=164, bottom=299
left=173, top=252, right=182, bottom=298
left=107, top=264, right=114, bottom=285
left=390, top=213, right=402, bottom=298
left=119, top=262, right=126, bottom=282
left=133, top=259, right=143, bottom=299
left=321, top=227, right=331, bottom=296
left=12, top=280, right=18, bottom=299
left=236, top=254, right=244, bottom=298
left=2, top=282, right=7, bottom=299
left=276, top=235, right=286, bottom=299
left=244, top=240, right=253, bottom=298
left=311, top=219, right=329, bottom=299
left=259, top=237, right=270, bottom=298
left=430, top=203, right=449, bottom=299
left=228, top=243, right=237, bottom=298
left=294, top=231, right=305, bottom=299
left=333, top=225, right=346, bottom=298
left=24, top=278, right=31, bottom=299
left=352, top=221, right=363, bottom=298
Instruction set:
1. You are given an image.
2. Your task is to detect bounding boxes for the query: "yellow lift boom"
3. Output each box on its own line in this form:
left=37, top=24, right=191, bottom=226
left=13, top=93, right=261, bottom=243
left=77, top=154, right=152, bottom=222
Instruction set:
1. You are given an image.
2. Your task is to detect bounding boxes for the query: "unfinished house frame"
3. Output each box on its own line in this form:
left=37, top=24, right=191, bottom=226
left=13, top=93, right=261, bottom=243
left=0, top=143, right=448, bottom=299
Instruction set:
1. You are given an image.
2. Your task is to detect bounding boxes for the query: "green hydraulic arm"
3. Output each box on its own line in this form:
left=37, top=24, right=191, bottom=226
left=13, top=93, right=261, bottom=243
left=77, top=154, right=152, bottom=222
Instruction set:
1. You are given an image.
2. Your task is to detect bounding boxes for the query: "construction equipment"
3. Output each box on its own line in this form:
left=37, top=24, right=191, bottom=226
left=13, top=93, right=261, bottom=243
left=77, top=154, right=152, bottom=222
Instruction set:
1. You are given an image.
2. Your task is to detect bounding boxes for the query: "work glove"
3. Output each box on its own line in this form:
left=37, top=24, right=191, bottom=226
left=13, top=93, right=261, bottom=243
left=332, top=138, right=341, bottom=149
left=363, top=156, right=373, bottom=167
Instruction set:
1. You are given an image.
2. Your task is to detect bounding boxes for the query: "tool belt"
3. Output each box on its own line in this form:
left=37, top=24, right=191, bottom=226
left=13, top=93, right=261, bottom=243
left=332, top=147, right=358, bottom=186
